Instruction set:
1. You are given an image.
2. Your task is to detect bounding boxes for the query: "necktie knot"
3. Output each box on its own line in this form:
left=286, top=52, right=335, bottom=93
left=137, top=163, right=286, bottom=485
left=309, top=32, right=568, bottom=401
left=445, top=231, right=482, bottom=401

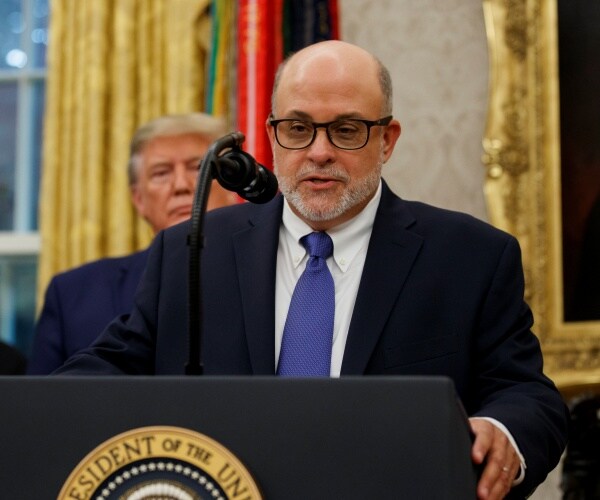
left=302, top=232, right=333, bottom=260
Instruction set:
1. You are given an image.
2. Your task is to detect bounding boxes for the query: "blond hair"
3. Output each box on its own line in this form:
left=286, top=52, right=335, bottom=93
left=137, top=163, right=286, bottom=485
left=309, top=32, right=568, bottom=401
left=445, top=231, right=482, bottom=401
left=128, top=113, right=227, bottom=185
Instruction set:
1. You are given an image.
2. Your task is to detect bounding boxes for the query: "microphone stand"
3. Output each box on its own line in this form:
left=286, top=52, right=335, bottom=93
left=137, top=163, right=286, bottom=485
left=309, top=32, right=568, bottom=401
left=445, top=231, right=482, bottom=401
left=186, top=132, right=245, bottom=375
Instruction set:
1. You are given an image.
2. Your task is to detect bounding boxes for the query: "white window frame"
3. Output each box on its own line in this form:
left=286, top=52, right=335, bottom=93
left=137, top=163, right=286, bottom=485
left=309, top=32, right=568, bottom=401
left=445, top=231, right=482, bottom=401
left=0, top=0, right=47, bottom=346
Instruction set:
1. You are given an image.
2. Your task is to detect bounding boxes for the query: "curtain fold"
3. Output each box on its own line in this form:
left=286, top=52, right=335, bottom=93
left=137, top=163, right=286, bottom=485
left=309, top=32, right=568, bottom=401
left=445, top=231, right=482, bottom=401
left=39, top=0, right=211, bottom=307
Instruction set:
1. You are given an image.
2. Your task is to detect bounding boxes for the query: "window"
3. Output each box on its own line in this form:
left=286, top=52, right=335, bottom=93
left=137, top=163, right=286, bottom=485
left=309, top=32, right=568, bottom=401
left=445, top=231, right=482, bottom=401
left=0, top=0, right=48, bottom=356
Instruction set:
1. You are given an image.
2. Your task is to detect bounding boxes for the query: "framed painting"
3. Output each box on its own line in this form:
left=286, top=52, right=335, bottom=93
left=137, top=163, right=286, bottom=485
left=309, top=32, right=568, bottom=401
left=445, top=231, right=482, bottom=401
left=482, top=0, right=600, bottom=396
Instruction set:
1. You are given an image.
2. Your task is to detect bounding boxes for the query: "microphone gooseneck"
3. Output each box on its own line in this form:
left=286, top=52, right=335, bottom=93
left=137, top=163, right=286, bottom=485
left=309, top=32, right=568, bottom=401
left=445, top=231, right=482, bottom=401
left=186, top=132, right=278, bottom=375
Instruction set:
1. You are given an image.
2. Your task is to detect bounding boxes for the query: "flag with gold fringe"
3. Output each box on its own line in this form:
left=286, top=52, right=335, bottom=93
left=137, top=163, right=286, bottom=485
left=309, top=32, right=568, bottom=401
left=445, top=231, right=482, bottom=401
left=206, top=1, right=237, bottom=118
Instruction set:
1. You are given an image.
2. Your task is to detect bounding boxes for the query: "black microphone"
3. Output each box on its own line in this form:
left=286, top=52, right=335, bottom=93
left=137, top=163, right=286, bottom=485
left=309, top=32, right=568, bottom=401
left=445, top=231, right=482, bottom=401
left=214, top=148, right=279, bottom=204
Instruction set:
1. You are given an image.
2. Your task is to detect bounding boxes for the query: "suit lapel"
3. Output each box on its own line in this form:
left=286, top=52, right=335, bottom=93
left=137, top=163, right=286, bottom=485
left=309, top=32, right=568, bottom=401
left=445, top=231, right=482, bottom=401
left=232, top=197, right=284, bottom=374
left=229, top=187, right=422, bottom=375
left=341, top=184, right=423, bottom=374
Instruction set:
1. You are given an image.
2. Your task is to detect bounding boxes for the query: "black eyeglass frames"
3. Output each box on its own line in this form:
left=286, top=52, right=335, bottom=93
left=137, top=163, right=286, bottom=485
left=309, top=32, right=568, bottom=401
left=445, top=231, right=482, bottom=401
left=269, top=115, right=393, bottom=150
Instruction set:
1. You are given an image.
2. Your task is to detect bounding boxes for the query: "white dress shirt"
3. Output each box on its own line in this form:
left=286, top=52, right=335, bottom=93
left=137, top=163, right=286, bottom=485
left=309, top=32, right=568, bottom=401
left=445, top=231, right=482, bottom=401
left=275, top=183, right=382, bottom=377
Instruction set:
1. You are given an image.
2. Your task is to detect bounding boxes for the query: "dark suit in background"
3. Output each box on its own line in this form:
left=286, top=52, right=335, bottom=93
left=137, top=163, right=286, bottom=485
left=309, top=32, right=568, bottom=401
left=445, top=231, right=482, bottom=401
left=56, top=183, right=568, bottom=498
left=26, top=250, right=148, bottom=374
left=0, top=340, right=27, bottom=374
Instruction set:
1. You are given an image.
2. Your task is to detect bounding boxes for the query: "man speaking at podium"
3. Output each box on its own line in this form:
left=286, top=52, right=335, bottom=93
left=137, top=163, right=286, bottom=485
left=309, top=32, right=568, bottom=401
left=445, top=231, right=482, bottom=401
left=56, top=41, right=568, bottom=499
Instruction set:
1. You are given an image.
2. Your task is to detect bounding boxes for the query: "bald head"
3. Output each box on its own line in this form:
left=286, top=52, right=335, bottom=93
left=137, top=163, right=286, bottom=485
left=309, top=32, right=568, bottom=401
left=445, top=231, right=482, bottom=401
left=271, top=41, right=393, bottom=117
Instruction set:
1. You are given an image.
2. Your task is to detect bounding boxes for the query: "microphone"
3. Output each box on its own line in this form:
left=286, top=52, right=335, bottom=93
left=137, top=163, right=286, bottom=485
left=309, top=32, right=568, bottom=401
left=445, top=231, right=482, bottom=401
left=214, top=147, right=279, bottom=204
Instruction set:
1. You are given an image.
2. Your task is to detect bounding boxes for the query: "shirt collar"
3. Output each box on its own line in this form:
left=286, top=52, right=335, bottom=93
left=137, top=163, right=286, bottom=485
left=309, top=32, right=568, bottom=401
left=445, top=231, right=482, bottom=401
left=281, top=181, right=382, bottom=272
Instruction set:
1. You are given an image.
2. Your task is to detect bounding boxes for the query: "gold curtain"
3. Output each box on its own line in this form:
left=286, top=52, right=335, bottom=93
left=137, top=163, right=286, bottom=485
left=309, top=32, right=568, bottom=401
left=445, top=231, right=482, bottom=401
left=38, top=0, right=211, bottom=306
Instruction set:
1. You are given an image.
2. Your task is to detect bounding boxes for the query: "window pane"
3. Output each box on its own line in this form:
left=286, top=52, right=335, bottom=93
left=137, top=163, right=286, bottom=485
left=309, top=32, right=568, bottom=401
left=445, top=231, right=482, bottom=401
left=0, top=0, right=48, bottom=356
left=31, top=0, right=48, bottom=68
left=0, top=257, right=37, bottom=357
left=0, top=0, right=24, bottom=70
left=0, top=82, right=18, bottom=230
left=30, top=79, right=45, bottom=229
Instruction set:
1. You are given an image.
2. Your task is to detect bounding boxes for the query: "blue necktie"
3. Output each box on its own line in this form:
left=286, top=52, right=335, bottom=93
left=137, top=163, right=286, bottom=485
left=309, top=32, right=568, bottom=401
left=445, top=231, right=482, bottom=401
left=278, top=231, right=335, bottom=376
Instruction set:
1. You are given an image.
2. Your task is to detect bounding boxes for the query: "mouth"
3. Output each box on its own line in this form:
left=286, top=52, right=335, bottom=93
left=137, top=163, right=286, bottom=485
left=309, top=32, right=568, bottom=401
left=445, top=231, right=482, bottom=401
left=169, top=205, right=192, bottom=217
left=299, top=174, right=343, bottom=190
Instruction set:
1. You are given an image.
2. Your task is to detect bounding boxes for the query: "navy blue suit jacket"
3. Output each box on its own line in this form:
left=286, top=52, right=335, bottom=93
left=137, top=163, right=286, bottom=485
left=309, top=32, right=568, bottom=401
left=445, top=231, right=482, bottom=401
left=27, top=250, right=149, bottom=374
left=57, top=182, right=567, bottom=496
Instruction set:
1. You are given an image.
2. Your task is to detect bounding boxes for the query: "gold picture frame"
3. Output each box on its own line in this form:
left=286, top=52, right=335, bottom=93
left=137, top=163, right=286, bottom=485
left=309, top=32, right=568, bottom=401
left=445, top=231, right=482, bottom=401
left=482, top=0, right=600, bottom=395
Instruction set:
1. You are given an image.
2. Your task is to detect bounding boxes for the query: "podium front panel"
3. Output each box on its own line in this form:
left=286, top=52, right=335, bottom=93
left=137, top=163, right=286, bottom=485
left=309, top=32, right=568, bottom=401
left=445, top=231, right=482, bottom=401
left=0, top=376, right=476, bottom=499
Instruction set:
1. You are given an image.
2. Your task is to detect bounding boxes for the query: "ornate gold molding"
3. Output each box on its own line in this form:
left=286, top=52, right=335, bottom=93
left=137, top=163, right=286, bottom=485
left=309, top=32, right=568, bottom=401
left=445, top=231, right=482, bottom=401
left=483, top=0, right=600, bottom=394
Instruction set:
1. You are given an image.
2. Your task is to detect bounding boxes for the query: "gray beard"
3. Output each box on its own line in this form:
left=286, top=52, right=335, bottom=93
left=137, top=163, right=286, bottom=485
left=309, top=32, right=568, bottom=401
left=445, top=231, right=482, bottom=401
left=274, top=144, right=385, bottom=223
left=278, top=165, right=382, bottom=222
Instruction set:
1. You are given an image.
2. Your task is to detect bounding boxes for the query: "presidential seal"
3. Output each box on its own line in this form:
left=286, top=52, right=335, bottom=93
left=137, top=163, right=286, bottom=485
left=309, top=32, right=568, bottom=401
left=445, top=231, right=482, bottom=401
left=58, top=426, right=262, bottom=500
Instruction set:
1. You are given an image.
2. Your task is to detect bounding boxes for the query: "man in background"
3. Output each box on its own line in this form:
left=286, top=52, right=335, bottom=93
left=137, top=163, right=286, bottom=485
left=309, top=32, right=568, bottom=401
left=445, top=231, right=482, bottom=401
left=27, top=113, right=237, bottom=374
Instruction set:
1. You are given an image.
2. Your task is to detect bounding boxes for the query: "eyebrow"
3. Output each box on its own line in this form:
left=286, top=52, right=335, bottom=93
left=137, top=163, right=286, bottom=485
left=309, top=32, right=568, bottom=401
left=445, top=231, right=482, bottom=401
left=282, top=110, right=368, bottom=121
left=147, top=161, right=173, bottom=169
left=147, top=156, right=203, bottom=167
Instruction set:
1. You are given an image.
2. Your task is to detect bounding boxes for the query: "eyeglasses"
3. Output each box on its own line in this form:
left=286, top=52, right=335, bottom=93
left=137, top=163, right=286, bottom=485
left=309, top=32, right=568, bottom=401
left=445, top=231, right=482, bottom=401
left=269, top=115, right=393, bottom=150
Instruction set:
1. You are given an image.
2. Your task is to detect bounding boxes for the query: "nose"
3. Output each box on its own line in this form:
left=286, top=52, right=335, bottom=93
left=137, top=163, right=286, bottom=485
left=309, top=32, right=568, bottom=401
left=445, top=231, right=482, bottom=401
left=306, top=128, right=336, bottom=165
left=173, top=164, right=195, bottom=193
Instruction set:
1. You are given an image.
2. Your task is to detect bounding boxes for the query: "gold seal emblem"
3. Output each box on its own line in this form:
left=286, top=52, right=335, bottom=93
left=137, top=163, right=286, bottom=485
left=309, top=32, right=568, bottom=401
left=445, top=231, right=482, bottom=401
left=58, top=426, right=262, bottom=499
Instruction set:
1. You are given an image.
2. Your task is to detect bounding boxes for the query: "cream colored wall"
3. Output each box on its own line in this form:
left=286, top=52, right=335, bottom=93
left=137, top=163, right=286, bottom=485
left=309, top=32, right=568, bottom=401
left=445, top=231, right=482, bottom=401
left=339, top=2, right=563, bottom=498
left=340, top=0, right=489, bottom=221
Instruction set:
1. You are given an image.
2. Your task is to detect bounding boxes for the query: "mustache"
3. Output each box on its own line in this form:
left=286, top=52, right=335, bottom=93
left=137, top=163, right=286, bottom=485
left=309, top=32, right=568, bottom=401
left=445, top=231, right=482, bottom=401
left=293, top=164, right=350, bottom=182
